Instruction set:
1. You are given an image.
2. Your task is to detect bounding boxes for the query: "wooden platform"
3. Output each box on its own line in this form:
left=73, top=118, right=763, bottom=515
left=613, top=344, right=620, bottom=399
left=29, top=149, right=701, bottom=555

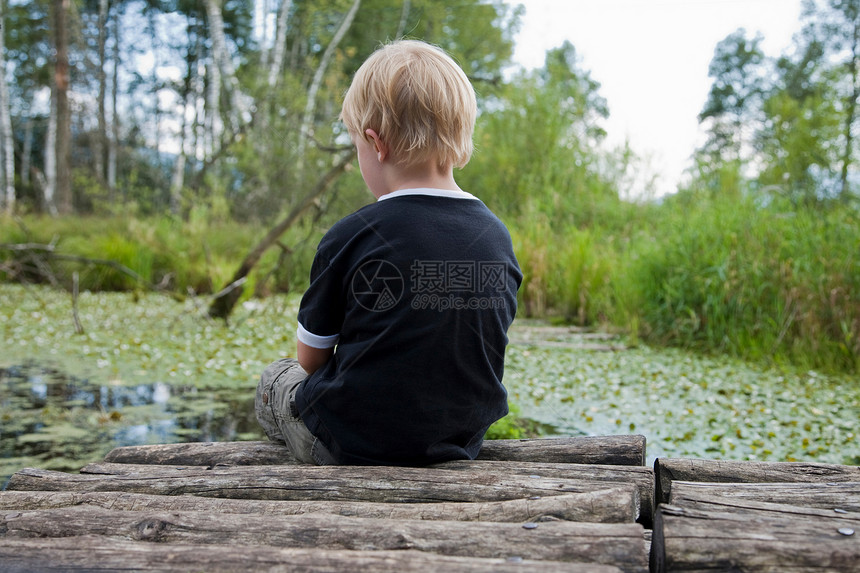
left=1, top=435, right=858, bottom=571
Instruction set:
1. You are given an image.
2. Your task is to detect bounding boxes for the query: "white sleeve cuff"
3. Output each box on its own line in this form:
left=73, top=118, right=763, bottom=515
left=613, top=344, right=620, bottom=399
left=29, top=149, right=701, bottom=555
left=297, top=322, right=339, bottom=349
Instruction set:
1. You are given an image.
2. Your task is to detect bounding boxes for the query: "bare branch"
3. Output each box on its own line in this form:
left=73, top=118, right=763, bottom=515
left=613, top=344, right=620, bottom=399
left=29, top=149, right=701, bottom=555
left=207, top=150, right=355, bottom=320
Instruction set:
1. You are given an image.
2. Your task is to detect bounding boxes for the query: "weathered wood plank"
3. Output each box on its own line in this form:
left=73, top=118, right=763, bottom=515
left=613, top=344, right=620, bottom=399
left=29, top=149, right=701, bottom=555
left=433, top=459, right=654, bottom=525
left=6, top=465, right=636, bottom=505
left=78, top=459, right=654, bottom=525
left=650, top=503, right=860, bottom=572
left=655, top=457, right=860, bottom=504
left=667, top=490, right=860, bottom=524
left=669, top=480, right=860, bottom=513
left=101, top=435, right=647, bottom=467
left=0, top=535, right=620, bottom=573
left=477, top=435, right=646, bottom=466
left=103, top=440, right=299, bottom=466
left=0, top=507, right=648, bottom=572
left=0, top=486, right=640, bottom=523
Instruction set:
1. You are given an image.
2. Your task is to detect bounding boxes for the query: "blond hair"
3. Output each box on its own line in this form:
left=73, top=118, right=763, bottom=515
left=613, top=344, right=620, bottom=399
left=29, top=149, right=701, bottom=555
left=340, top=40, right=477, bottom=169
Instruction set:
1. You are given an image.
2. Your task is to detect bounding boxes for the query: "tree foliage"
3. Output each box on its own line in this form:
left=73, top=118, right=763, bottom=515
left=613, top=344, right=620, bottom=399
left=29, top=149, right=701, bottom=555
left=459, top=41, right=615, bottom=228
left=698, top=27, right=766, bottom=183
left=692, top=1, right=859, bottom=204
left=0, top=0, right=522, bottom=221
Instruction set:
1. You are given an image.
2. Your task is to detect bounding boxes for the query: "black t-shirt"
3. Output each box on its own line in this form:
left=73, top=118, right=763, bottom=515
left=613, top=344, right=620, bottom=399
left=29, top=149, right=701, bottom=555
left=294, top=188, right=522, bottom=465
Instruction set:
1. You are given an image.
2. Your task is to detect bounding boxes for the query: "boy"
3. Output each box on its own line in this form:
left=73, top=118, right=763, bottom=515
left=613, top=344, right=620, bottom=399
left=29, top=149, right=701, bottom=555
left=255, top=40, right=522, bottom=466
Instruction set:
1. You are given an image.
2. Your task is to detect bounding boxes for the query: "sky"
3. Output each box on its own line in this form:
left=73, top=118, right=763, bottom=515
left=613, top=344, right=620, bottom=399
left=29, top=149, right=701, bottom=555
left=509, top=0, right=805, bottom=197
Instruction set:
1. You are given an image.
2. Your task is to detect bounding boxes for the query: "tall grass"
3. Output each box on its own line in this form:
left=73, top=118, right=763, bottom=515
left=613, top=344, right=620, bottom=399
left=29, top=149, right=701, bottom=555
left=629, top=194, right=857, bottom=372
left=511, top=193, right=860, bottom=374
left=0, top=213, right=320, bottom=300
left=510, top=219, right=616, bottom=325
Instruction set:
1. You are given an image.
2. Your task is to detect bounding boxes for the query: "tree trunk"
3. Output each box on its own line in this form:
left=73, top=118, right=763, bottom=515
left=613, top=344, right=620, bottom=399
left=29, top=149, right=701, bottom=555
left=204, top=56, right=220, bottom=158
left=0, top=0, right=15, bottom=214
left=169, top=16, right=199, bottom=213
left=840, top=14, right=859, bottom=200
left=650, top=502, right=860, bottom=572
left=107, top=7, right=119, bottom=194
left=148, top=5, right=161, bottom=158
left=655, top=458, right=860, bottom=505
left=191, top=22, right=205, bottom=164
left=101, top=435, right=646, bottom=467
left=0, top=506, right=647, bottom=570
left=395, top=0, right=411, bottom=38
left=258, top=0, right=270, bottom=71
left=43, top=92, right=58, bottom=215
left=267, top=0, right=293, bottom=87
left=667, top=480, right=860, bottom=513
left=7, top=464, right=642, bottom=505
left=204, top=0, right=246, bottom=135
left=0, top=536, right=614, bottom=573
left=168, top=152, right=185, bottom=215
left=297, top=0, right=361, bottom=163
left=206, top=150, right=354, bottom=320
left=53, top=0, right=73, bottom=214
left=95, top=0, right=108, bottom=184
left=0, top=486, right=640, bottom=523
left=21, top=116, right=33, bottom=186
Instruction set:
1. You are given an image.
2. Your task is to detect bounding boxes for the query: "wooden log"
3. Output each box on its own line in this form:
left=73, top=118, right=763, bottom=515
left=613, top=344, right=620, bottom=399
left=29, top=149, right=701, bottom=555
left=103, top=440, right=299, bottom=466
left=0, top=486, right=640, bottom=523
left=6, top=465, right=638, bottom=505
left=80, top=459, right=653, bottom=526
left=0, top=535, right=622, bottom=573
left=669, top=480, right=860, bottom=513
left=101, top=434, right=647, bottom=467
left=655, top=457, right=860, bottom=504
left=433, top=459, right=654, bottom=525
left=78, top=459, right=653, bottom=523
left=666, top=489, right=860, bottom=523
left=650, top=503, right=860, bottom=572
left=0, top=506, right=648, bottom=572
left=477, top=435, right=646, bottom=466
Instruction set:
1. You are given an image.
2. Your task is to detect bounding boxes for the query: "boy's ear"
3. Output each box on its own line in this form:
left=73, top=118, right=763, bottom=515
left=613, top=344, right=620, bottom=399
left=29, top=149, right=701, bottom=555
left=365, top=129, right=388, bottom=162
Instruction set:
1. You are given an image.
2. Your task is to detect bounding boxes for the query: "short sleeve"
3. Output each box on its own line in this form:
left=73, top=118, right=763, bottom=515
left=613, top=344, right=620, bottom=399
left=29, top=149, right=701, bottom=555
left=296, top=247, right=345, bottom=349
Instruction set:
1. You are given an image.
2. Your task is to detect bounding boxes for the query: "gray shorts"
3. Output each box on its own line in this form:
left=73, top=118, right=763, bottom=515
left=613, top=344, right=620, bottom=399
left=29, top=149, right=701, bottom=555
left=255, top=358, right=336, bottom=465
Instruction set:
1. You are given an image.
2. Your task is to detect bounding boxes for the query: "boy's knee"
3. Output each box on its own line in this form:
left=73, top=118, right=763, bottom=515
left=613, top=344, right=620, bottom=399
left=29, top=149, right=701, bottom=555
left=261, top=357, right=299, bottom=382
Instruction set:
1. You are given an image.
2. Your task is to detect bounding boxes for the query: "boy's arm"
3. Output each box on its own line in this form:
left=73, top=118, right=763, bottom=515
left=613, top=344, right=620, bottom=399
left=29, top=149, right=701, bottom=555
left=297, top=340, right=334, bottom=375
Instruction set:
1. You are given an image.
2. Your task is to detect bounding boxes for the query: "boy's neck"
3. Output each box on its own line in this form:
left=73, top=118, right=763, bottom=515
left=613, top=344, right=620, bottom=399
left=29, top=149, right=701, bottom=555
left=375, top=160, right=460, bottom=199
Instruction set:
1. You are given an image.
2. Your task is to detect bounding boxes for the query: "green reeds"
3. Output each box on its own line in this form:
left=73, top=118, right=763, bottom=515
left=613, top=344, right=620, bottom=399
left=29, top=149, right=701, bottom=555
left=510, top=193, right=859, bottom=373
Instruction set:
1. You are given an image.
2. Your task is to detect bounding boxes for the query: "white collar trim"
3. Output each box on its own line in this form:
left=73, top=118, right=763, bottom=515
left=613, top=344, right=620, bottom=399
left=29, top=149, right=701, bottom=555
left=377, top=188, right=479, bottom=202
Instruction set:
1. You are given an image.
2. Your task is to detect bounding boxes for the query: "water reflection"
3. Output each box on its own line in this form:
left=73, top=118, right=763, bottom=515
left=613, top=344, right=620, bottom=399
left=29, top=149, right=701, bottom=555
left=114, top=419, right=178, bottom=445
left=0, top=362, right=260, bottom=488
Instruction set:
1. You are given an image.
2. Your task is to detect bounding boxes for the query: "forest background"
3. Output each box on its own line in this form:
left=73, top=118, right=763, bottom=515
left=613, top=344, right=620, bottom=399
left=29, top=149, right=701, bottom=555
left=0, top=0, right=858, bottom=378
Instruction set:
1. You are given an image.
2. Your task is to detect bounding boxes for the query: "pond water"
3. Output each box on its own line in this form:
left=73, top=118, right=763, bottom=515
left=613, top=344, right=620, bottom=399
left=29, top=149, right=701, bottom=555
left=503, top=331, right=859, bottom=466
left=1, top=284, right=858, bottom=487
left=0, top=362, right=258, bottom=487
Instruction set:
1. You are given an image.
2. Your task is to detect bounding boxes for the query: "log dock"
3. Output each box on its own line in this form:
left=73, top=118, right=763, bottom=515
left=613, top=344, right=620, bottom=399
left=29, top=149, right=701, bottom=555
left=1, top=434, right=858, bottom=571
